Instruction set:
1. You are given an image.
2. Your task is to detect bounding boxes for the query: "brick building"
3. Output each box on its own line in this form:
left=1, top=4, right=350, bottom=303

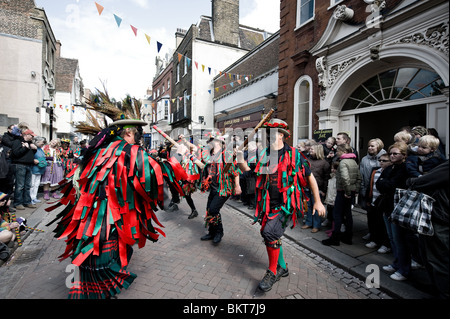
left=0, top=0, right=58, bottom=138
left=150, top=53, right=173, bottom=148
left=278, top=0, right=449, bottom=156
left=170, top=0, right=272, bottom=141
left=214, top=32, right=280, bottom=135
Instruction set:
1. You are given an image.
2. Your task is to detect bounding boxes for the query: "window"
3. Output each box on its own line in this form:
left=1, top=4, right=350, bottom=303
left=164, top=100, right=169, bottom=120
left=343, top=68, right=445, bottom=111
left=297, top=0, right=314, bottom=27
left=167, top=78, right=170, bottom=90
left=176, top=64, right=180, bottom=83
left=294, top=76, right=313, bottom=143
left=183, top=90, right=188, bottom=117
left=183, top=53, right=188, bottom=76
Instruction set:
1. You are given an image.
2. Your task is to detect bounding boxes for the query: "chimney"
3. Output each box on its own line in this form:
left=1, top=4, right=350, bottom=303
left=212, top=0, right=240, bottom=47
left=55, top=40, right=62, bottom=58
left=175, top=28, right=187, bottom=49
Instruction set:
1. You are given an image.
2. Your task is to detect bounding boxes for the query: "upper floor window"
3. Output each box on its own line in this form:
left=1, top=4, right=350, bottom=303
left=176, top=64, right=180, bottom=83
left=297, top=0, right=315, bottom=28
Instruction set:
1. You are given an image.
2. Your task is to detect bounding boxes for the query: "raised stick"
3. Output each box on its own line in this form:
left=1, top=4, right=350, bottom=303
left=223, top=108, right=276, bottom=173
left=152, top=125, right=205, bottom=169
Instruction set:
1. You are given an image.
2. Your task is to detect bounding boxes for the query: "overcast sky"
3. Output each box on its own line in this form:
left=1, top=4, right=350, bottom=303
left=34, top=0, right=280, bottom=100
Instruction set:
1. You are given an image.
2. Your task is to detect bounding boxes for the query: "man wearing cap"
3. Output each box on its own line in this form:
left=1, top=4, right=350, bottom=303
left=10, top=129, right=38, bottom=210
left=237, top=119, right=326, bottom=292
left=200, top=132, right=241, bottom=244
left=47, top=119, right=165, bottom=299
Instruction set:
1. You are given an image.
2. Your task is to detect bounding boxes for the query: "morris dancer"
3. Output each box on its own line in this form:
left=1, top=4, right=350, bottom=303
left=46, top=119, right=165, bottom=299
left=200, top=132, right=241, bottom=245
left=237, top=119, right=325, bottom=292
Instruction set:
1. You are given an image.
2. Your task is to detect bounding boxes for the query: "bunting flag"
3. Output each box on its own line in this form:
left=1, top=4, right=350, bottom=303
left=145, top=34, right=151, bottom=45
left=114, top=14, right=122, bottom=27
left=131, top=25, right=138, bottom=36
left=93, top=1, right=254, bottom=90
left=95, top=2, right=104, bottom=15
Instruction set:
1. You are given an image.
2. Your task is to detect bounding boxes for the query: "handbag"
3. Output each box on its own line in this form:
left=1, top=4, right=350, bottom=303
left=389, top=188, right=435, bottom=236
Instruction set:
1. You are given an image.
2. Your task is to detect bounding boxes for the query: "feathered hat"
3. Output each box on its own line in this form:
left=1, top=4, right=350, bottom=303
left=74, top=83, right=146, bottom=136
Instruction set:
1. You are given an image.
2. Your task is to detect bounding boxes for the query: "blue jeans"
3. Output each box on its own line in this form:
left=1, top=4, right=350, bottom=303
left=304, top=190, right=323, bottom=229
left=383, top=215, right=421, bottom=276
left=14, top=163, right=33, bottom=206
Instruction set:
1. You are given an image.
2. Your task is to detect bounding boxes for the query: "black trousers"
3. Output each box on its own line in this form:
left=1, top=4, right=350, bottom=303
left=205, top=189, right=229, bottom=235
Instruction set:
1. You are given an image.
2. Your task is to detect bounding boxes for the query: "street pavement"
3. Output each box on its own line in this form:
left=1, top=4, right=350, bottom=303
left=0, top=191, right=435, bottom=300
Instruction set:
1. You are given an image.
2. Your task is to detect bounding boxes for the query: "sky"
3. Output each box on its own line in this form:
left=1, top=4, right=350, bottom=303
left=34, top=0, right=280, bottom=100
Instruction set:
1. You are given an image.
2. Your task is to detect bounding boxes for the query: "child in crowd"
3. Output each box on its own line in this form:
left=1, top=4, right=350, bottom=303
left=406, top=135, right=445, bottom=178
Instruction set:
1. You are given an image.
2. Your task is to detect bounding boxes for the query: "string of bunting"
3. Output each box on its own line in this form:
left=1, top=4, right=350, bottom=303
left=94, top=2, right=253, bottom=95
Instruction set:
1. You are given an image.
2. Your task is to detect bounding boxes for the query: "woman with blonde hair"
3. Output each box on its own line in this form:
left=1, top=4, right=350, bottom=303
left=302, top=144, right=330, bottom=233
left=359, top=138, right=386, bottom=210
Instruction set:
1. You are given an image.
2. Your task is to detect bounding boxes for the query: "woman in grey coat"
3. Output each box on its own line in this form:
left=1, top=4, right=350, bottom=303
left=359, top=138, right=386, bottom=210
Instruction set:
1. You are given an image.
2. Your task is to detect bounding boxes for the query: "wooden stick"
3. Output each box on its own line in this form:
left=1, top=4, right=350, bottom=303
left=223, top=108, right=276, bottom=173
left=152, top=125, right=205, bottom=169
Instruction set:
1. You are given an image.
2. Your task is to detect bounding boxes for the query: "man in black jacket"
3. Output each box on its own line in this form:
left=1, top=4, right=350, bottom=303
left=11, top=129, right=37, bottom=210
left=409, top=161, right=449, bottom=299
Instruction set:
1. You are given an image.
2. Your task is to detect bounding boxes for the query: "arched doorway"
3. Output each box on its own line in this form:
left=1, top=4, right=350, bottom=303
left=339, top=67, right=446, bottom=156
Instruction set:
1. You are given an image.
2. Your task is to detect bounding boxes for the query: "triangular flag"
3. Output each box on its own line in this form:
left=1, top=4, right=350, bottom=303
left=95, top=2, right=104, bottom=15
left=186, top=58, right=191, bottom=67
left=237, top=79, right=241, bottom=85
left=194, top=62, right=198, bottom=69
left=223, top=85, right=227, bottom=90
left=157, top=41, right=163, bottom=53
left=145, top=34, right=151, bottom=45
left=230, top=82, right=234, bottom=87
left=186, top=95, right=190, bottom=100
left=172, top=99, right=176, bottom=103
left=215, top=88, right=219, bottom=92
left=202, top=65, right=205, bottom=72
left=114, top=14, right=122, bottom=27
left=130, top=25, right=138, bottom=36
left=208, top=67, right=211, bottom=75
left=178, top=53, right=183, bottom=62
left=208, top=90, right=211, bottom=94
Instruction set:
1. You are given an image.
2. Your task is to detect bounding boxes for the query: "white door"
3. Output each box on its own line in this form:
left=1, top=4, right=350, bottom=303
left=339, top=115, right=358, bottom=149
left=427, top=101, right=448, bottom=158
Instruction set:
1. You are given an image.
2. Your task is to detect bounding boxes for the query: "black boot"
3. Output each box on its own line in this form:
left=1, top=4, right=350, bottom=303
left=276, top=264, right=289, bottom=281
left=201, top=233, right=214, bottom=241
left=188, top=210, right=198, bottom=219
left=322, top=233, right=340, bottom=246
left=213, top=232, right=223, bottom=245
left=258, top=270, right=277, bottom=292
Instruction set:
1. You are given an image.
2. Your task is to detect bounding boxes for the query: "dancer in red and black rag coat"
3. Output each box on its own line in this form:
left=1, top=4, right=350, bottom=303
left=237, top=119, right=326, bottom=292
left=46, top=119, right=165, bottom=299
left=200, top=132, right=241, bottom=245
